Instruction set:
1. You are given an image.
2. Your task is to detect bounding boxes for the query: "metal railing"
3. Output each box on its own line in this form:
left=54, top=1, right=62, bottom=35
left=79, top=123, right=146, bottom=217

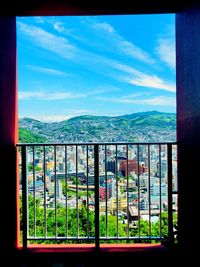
left=17, top=142, right=178, bottom=249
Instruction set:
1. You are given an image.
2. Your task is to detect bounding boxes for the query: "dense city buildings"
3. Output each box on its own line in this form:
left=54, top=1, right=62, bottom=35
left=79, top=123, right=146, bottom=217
left=19, top=143, right=177, bottom=239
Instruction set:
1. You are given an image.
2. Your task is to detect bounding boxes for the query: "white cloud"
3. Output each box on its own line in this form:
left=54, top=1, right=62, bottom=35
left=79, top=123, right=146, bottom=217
left=79, top=54, right=175, bottom=92
left=45, top=92, right=85, bottom=100
left=53, top=22, right=66, bottom=33
left=97, top=95, right=176, bottom=107
left=128, top=74, right=175, bottom=92
left=18, top=21, right=175, bottom=93
left=26, top=65, right=69, bottom=76
left=26, top=114, right=72, bottom=122
left=136, top=96, right=175, bottom=106
left=93, top=22, right=115, bottom=33
left=18, top=91, right=44, bottom=100
left=91, top=21, right=155, bottom=64
left=156, top=38, right=175, bottom=69
left=107, top=61, right=176, bottom=92
left=18, top=86, right=121, bottom=101
left=119, top=40, right=155, bottom=64
left=87, top=86, right=121, bottom=95
left=18, top=90, right=85, bottom=100
left=21, top=109, right=93, bottom=122
left=34, top=16, right=45, bottom=23
left=50, top=18, right=154, bottom=65
left=63, top=109, right=91, bottom=115
left=17, top=22, right=75, bottom=59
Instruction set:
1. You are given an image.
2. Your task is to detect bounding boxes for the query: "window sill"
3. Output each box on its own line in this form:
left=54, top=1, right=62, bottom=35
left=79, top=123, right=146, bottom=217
left=17, top=243, right=164, bottom=253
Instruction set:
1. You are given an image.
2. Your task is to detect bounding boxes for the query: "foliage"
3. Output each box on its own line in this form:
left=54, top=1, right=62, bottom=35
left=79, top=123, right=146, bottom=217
left=20, top=195, right=177, bottom=245
left=28, top=164, right=42, bottom=172
left=19, top=128, right=46, bottom=143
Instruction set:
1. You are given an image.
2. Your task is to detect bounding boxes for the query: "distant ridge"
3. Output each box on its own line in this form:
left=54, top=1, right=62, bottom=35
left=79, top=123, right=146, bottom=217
left=66, top=111, right=175, bottom=123
left=120, top=110, right=175, bottom=118
left=20, top=111, right=175, bottom=124
left=19, top=111, right=176, bottom=143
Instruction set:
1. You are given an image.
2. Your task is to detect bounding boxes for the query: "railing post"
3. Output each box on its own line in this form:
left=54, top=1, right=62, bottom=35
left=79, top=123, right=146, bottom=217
left=21, top=145, right=28, bottom=249
left=167, top=144, right=174, bottom=245
left=94, top=144, right=100, bottom=250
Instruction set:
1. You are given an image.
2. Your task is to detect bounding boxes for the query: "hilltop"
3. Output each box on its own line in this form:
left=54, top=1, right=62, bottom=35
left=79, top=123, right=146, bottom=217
left=18, top=111, right=176, bottom=143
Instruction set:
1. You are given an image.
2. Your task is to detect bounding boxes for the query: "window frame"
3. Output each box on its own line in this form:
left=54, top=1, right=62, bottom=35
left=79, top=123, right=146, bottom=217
left=0, top=1, right=198, bottom=257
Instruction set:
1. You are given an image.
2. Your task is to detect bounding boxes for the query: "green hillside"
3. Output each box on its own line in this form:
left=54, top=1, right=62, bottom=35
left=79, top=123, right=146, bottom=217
left=19, top=111, right=176, bottom=143
left=19, top=128, right=46, bottom=143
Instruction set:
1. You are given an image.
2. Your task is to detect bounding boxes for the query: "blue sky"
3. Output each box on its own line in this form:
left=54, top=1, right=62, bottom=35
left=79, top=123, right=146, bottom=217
left=17, top=14, right=175, bottom=122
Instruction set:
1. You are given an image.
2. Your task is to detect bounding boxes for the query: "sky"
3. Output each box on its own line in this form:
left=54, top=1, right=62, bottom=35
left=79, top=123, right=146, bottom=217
left=17, top=14, right=176, bottom=122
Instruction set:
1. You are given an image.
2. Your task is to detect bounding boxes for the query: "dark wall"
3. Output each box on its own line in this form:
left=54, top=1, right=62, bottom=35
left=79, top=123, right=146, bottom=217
left=0, top=16, right=18, bottom=254
left=176, top=3, right=200, bottom=256
left=0, top=0, right=192, bottom=16
left=0, top=0, right=200, bottom=263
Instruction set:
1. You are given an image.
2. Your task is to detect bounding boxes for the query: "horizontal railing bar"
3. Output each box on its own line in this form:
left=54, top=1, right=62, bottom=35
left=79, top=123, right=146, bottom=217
left=27, top=236, right=163, bottom=241
left=27, top=237, right=95, bottom=240
left=17, top=142, right=177, bottom=147
left=99, top=237, right=164, bottom=240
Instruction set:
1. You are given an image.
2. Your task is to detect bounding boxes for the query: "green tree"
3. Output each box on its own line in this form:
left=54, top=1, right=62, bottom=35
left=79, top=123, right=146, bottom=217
left=19, top=128, right=46, bottom=143
left=21, top=196, right=177, bottom=245
left=100, top=214, right=127, bottom=241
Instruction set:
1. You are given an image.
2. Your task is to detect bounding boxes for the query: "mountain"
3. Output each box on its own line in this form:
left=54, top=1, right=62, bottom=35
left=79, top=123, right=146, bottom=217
left=120, top=111, right=175, bottom=127
left=18, top=111, right=176, bottom=143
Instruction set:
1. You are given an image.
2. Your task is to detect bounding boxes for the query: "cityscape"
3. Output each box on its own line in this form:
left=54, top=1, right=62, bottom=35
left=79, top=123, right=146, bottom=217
left=19, top=141, right=177, bottom=241
left=19, top=111, right=176, bottom=143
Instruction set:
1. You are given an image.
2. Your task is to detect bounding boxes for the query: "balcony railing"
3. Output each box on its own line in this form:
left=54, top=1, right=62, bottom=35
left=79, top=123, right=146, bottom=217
left=17, top=142, right=178, bottom=249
